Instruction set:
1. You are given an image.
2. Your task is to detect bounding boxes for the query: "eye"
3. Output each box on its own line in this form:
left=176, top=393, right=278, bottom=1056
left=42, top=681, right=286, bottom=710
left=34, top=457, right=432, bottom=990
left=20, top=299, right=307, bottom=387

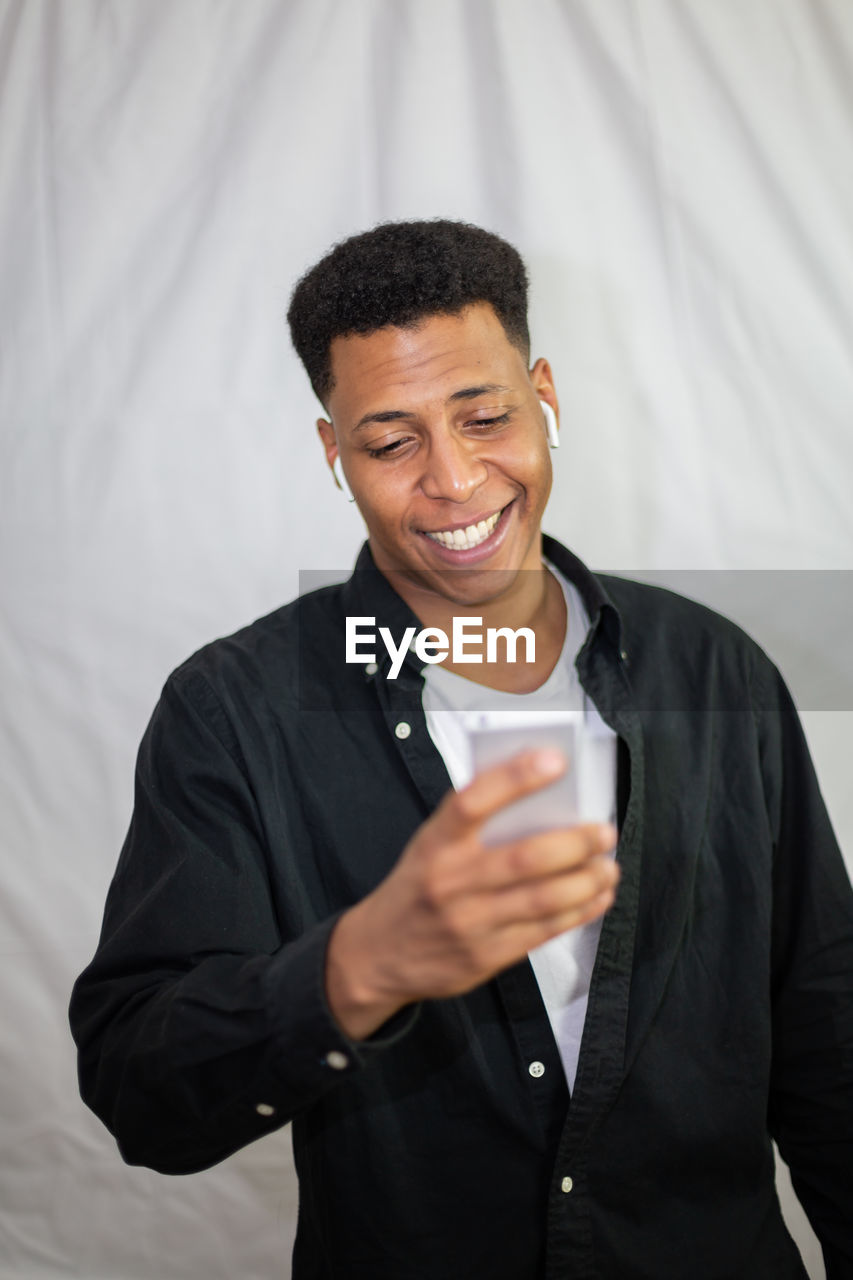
left=365, top=436, right=415, bottom=459
left=467, top=412, right=511, bottom=431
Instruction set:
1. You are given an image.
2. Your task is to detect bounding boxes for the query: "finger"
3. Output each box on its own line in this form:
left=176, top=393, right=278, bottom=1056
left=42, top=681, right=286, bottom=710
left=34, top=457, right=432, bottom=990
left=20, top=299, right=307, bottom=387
left=436, top=749, right=568, bottom=836
left=530, top=883, right=619, bottom=940
left=494, top=881, right=619, bottom=961
left=487, top=854, right=620, bottom=930
left=476, top=823, right=618, bottom=890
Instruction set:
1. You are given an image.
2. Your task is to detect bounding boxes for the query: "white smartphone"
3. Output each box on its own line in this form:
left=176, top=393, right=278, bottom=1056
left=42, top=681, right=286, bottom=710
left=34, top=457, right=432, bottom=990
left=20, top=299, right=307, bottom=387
left=468, top=718, right=582, bottom=847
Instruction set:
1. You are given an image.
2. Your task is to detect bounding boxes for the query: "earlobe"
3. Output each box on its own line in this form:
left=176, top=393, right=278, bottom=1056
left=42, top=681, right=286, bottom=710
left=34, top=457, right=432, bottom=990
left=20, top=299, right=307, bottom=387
left=332, top=455, right=356, bottom=502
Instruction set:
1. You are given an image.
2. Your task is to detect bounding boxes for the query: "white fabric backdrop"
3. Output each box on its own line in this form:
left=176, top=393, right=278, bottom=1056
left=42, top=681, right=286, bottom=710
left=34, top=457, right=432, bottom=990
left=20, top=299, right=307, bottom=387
left=2, top=1, right=851, bottom=1276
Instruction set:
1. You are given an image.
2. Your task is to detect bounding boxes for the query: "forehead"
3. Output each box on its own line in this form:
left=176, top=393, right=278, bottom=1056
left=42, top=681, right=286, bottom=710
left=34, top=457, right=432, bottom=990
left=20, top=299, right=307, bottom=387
left=326, top=303, right=528, bottom=417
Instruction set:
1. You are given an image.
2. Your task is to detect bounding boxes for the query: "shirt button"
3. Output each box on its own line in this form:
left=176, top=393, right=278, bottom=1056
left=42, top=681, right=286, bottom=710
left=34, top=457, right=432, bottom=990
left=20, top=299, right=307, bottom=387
left=620, top=649, right=628, bottom=662
left=395, top=722, right=411, bottom=740
left=528, top=1060, right=545, bottom=1078
left=325, top=1050, right=349, bottom=1070
left=561, top=1175, right=574, bottom=1194
left=255, top=1102, right=275, bottom=1117
left=365, top=662, right=378, bottom=676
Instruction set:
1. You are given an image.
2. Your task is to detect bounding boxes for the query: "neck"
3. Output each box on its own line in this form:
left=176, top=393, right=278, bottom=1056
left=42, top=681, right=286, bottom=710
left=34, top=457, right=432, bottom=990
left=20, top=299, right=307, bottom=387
left=384, top=555, right=568, bottom=694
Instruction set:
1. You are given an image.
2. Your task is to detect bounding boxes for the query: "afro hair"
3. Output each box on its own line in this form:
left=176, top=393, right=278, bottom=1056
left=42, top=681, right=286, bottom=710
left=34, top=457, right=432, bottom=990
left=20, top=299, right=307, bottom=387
left=286, top=219, right=530, bottom=403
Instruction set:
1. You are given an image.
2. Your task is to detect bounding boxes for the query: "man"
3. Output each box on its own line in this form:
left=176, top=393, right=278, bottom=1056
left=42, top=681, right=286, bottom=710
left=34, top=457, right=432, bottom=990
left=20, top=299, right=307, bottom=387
left=70, top=220, right=853, bottom=1279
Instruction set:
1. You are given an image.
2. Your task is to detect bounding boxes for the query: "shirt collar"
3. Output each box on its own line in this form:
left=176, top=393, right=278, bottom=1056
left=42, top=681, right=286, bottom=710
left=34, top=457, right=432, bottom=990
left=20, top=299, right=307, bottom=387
left=540, top=534, right=625, bottom=655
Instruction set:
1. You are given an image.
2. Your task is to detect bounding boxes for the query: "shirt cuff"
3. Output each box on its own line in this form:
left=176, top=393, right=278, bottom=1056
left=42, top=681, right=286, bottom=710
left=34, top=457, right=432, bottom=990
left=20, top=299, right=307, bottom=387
left=257, top=913, right=420, bottom=1105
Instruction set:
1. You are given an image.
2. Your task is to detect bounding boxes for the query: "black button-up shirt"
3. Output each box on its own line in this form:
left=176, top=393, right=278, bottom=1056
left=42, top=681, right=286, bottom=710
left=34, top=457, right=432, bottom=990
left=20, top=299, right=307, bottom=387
left=70, top=537, right=853, bottom=1279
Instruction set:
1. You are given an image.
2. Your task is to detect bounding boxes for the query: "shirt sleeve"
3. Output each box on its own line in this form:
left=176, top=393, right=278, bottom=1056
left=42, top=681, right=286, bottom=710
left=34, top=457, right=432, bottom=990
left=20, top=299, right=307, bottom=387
left=68, top=668, right=418, bottom=1175
left=757, top=659, right=853, bottom=1277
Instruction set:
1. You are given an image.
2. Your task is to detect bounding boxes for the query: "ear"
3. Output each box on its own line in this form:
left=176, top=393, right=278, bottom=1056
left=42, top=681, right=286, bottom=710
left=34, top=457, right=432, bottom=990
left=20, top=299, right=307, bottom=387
left=529, top=358, right=559, bottom=427
left=317, top=418, right=338, bottom=472
left=318, top=419, right=356, bottom=502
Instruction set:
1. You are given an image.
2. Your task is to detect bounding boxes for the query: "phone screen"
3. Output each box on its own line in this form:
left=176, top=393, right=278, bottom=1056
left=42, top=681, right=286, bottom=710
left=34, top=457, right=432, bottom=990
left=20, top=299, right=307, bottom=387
left=468, top=719, right=582, bottom=847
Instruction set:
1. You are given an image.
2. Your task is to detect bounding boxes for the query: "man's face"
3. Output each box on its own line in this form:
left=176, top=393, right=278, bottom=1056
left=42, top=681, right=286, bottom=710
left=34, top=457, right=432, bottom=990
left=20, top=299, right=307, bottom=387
left=318, top=303, right=558, bottom=609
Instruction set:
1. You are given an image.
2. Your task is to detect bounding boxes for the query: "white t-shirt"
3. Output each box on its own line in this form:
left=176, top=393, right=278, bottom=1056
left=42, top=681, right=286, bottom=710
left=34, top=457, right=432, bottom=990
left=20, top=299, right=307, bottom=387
left=420, top=567, right=617, bottom=1092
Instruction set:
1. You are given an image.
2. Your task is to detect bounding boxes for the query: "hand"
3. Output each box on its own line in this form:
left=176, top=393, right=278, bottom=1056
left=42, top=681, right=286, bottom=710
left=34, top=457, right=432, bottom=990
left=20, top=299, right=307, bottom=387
left=325, top=749, right=619, bottom=1040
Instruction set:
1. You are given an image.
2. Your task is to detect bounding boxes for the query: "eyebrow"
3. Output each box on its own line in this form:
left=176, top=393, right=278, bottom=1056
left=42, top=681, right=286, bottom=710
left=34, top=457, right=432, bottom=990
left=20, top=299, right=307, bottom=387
left=351, top=384, right=513, bottom=433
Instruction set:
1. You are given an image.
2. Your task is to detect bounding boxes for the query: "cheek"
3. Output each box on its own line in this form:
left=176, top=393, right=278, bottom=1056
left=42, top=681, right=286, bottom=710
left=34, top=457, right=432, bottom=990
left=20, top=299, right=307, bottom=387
left=507, top=440, right=551, bottom=497
left=356, top=475, right=410, bottom=530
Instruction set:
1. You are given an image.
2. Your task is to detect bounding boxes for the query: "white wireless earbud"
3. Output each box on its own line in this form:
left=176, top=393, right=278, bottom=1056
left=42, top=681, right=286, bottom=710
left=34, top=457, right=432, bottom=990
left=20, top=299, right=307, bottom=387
left=539, top=400, right=559, bottom=449
left=332, top=455, right=355, bottom=502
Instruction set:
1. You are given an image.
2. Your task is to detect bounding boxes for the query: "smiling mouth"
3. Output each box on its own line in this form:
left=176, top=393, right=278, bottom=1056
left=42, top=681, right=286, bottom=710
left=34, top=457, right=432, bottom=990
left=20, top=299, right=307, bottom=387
left=422, top=507, right=506, bottom=551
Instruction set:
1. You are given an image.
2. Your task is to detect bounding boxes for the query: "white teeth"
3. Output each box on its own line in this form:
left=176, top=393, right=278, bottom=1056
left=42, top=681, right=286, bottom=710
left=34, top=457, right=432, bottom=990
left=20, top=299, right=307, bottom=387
left=425, top=509, right=501, bottom=551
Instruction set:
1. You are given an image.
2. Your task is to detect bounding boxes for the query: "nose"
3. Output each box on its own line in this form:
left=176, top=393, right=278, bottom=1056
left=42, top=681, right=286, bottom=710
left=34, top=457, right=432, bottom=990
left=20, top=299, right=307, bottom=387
left=419, top=430, right=488, bottom=503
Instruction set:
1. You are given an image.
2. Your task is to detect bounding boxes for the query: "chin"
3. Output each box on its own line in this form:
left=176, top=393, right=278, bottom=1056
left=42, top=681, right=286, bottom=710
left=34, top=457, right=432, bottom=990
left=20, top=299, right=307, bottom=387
left=418, top=565, right=524, bottom=608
